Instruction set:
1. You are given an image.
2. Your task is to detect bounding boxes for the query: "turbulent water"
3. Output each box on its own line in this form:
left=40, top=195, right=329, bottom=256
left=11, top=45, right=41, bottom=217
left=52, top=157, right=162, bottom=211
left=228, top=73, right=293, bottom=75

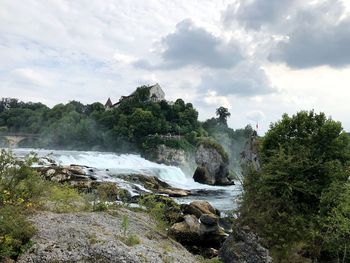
left=13, top=148, right=242, bottom=211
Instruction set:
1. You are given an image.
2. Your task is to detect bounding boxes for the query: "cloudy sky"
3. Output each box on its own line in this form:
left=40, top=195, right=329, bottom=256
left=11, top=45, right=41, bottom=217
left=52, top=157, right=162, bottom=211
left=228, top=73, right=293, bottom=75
left=1, top=0, right=350, bottom=132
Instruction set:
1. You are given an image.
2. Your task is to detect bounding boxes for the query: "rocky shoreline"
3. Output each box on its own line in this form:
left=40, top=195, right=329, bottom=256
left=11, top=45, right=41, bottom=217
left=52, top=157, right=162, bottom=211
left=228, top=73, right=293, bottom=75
left=28, top=162, right=272, bottom=263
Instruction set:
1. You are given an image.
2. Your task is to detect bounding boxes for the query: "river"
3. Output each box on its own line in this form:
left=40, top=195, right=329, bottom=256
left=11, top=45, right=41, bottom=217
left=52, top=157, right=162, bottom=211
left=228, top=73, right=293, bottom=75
left=13, top=148, right=242, bottom=212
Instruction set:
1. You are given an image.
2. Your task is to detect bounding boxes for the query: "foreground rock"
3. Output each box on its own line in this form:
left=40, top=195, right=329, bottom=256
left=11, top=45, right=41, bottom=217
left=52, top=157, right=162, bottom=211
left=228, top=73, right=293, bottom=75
left=18, top=210, right=198, bottom=263
left=193, top=142, right=234, bottom=186
left=219, top=226, right=272, bottom=263
left=169, top=200, right=229, bottom=258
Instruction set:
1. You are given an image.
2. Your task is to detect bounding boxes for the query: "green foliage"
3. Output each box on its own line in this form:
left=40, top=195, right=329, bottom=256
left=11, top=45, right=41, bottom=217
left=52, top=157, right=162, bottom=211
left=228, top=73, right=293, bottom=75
left=46, top=184, right=86, bottom=213
left=216, top=106, right=231, bottom=126
left=200, top=257, right=222, bottom=263
left=119, top=233, right=141, bottom=247
left=138, top=194, right=181, bottom=230
left=96, top=182, right=121, bottom=202
left=0, top=88, right=206, bottom=153
left=238, top=111, right=350, bottom=262
left=121, top=215, right=129, bottom=237
left=0, top=150, right=43, bottom=260
left=0, top=205, right=36, bottom=260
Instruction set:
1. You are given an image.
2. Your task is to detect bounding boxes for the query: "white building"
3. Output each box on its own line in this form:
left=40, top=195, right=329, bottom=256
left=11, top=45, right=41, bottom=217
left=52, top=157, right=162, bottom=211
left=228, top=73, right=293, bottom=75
left=105, top=83, right=166, bottom=109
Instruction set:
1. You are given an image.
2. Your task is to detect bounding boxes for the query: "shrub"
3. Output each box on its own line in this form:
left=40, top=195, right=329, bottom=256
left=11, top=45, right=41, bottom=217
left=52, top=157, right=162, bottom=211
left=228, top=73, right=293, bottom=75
left=119, top=234, right=141, bottom=247
left=138, top=194, right=181, bottom=229
left=96, top=182, right=121, bottom=202
left=0, top=205, right=36, bottom=260
left=47, top=184, right=85, bottom=213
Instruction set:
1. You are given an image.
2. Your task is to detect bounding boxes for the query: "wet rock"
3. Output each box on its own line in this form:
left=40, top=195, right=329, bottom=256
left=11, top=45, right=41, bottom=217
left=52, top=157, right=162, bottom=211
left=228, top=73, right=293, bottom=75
left=37, top=165, right=100, bottom=192
left=219, top=226, right=272, bottom=263
left=124, top=174, right=191, bottom=197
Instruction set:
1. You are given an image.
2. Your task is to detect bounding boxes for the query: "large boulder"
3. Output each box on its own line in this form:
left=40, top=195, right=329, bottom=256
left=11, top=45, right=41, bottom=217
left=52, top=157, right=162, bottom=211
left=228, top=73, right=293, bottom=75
left=168, top=215, right=201, bottom=244
left=193, top=142, right=234, bottom=185
left=181, top=200, right=220, bottom=218
left=170, top=200, right=230, bottom=258
left=219, top=226, right=272, bottom=263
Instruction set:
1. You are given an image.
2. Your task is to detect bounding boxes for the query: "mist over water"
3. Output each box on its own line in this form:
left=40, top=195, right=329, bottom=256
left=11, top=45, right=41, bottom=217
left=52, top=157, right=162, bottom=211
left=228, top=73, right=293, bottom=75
left=13, top=148, right=242, bottom=211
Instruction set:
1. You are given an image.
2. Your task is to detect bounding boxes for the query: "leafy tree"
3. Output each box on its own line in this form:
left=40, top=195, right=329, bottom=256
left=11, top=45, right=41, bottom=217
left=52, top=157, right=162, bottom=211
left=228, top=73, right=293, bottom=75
left=238, top=110, right=350, bottom=262
left=216, top=106, right=231, bottom=126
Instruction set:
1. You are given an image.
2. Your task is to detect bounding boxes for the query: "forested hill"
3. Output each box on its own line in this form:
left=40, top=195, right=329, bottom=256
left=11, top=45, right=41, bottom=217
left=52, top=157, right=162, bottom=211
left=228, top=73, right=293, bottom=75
left=0, top=86, right=252, bottom=156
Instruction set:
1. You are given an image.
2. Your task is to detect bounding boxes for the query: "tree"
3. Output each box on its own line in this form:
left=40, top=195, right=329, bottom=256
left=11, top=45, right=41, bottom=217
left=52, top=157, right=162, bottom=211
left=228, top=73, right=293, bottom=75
left=238, top=110, right=350, bottom=262
left=216, top=106, right=231, bottom=126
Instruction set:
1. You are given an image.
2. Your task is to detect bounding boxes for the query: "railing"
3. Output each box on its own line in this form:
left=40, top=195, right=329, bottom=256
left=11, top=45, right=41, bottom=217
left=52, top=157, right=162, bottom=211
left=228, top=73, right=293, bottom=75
left=0, top=132, right=40, bottom=138
left=147, top=134, right=183, bottom=140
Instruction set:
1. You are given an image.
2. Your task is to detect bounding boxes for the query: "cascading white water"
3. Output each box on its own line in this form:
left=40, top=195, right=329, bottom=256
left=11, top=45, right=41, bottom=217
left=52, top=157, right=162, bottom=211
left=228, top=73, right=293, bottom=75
left=12, top=148, right=242, bottom=211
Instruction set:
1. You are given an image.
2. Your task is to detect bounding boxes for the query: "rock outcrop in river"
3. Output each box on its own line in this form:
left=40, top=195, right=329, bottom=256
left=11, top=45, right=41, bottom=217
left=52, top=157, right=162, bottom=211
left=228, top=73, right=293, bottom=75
left=193, top=142, right=234, bottom=185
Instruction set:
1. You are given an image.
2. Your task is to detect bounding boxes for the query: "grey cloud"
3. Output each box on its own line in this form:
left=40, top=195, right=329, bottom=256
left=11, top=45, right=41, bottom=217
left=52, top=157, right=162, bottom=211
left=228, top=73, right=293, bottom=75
left=269, top=1, right=350, bottom=68
left=134, top=19, right=243, bottom=70
left=198, top=62, right=274, bottom=97
left=222, top=0, right=297, bottom=30
left=224, top=0, right=350, bottom=68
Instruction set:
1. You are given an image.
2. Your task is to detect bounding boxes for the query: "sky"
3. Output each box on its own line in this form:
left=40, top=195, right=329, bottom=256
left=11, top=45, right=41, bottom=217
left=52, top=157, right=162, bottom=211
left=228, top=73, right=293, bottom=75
left=0, top=0, right=350, bottom=133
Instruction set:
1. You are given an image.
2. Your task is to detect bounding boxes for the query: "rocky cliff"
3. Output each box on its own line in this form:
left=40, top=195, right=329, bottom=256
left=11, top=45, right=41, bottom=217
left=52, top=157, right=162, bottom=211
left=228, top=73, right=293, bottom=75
left=193, top=142, right=234, bottom=185
left=152, top=144, right=195, bottom=175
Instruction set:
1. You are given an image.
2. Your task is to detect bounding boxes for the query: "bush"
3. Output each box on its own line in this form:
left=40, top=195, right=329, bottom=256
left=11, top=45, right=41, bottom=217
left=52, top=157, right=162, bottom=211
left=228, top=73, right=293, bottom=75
left=138, top=194, right=181, bottom=230
left=0, top=205, right=36, bottom=260
left=96, top=182, right=120, bottom=202
left=46, top=184, right=86, bottom=213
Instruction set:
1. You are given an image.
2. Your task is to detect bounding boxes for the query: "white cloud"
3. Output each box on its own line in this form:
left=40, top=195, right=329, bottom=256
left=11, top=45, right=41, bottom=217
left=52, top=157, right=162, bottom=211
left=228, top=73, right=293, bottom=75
left=0, top=0, right=349, bottom=133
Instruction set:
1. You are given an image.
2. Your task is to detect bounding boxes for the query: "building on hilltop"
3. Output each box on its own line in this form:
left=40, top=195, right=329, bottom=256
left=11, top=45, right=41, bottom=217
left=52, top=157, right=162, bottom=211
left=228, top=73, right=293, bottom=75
left=104, top=97, right=113, bottom=109
left=148, top=83, right=165, bottom=102
left=105, top=83, right=165, bottom=109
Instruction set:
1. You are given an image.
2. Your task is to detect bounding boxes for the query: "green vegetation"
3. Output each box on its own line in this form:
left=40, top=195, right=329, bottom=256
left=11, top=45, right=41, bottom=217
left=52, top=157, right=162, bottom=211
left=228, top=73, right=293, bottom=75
left=216, top=106, right=231, bottom=126
left=138, top=194, right=181, bottom=230
left=47, top=184, right=86, bottom=213
left=119, top=233, right=141, bottom=247
left=0, top=93, right=252, bottom=167
left=0, top=91, right=205, bottom=153
left=0, top=150, right=101, bottom=260
left=121, top=215, right=129, bottom=237
left=238, top=111, right=350, bottom=262
left=118, top=214, right=141, bottom=246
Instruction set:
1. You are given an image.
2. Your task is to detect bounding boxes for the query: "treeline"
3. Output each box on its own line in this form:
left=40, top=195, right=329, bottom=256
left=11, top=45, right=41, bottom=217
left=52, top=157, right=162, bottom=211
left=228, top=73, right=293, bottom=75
left=0, top=87, right=252, bottom=156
